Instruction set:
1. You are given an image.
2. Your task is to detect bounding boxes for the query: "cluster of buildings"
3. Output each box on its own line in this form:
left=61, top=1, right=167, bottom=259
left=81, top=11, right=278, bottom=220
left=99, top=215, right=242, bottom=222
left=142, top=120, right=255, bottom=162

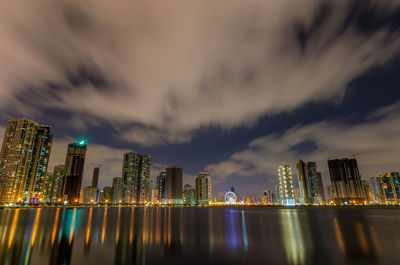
left=269, top=158, right=400, bottom=206
left=0, top=118, right=398, bottom=206
left=0, top=118, right=213, bottom=205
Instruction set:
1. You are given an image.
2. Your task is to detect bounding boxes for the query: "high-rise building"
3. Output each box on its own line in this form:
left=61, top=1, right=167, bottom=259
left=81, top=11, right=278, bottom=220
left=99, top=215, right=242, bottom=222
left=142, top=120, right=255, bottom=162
left=0, top=118, right=53, bottom=204
left=293, top=188, right=300, bottom=204
left=156, top=170, right=166, bottom=202
left=297, top=160, right=325, bottom=204
left=82, top=186, right=97, bottom=204
left=327, top=185, right=337, bottom=201
left=122, top=152, right=151, bottom=204
left=25, top=125, right=53, bottom=203
left=112, top=177, right=123, bottom=203
left=328, top=158, right=364, bottom=203
left=217, top=192, right=225, bottom=202
left=195, top=172, right=212, bottom=205
left=261, top=189, right=274, bottom=205
left=63, top=140, right=87, bottom=203
left=92, top=166, right=100, bottom=189
left=151, top=188, right=159, bottom=204
left=369, top=177, right=378, bottom=201
left=51, top=165, right=65, bottom=203
left=42, top=172, right=54, bottom=203
left=278, top=165, right=294, bottom=205
left=100, top=186, right=113, bottom=203
left=183, top=184, right=195, bottom=205
left=376, top=173, right=400, bottom=203
left=274, top=184, right=281, bottom=204
left=165, top=166, right=183, bottom=204
left=362, top=180, right=374, bottom=203
left=296, top=160, right=311, bottom=205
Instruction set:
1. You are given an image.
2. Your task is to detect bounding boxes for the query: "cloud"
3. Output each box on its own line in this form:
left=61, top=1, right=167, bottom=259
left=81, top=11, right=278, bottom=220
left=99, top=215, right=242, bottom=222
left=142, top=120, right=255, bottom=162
left=0, top=0, right=400, bottom=145
left=206, top=101, right=400, bottom=188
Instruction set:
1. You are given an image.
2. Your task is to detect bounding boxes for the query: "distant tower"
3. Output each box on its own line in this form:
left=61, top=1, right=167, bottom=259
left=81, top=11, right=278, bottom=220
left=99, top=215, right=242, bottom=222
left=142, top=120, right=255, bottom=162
left=195, top=172, right=212, bottom=204
left=92, top=166, right=100, bottom=189
left=63, top=140, right=87, bottom=202
left=278, top=165, right=294, bottom=205
left=112, top=177, right=124, bottom=203
left=0, top=118, right=53, bottom=203
left=296, top=160, right=311, bottom=205
left=122, top=152, right=151, bottom=203
left=328, top=158, right=364, bottom=203
left=165, top=166, right=183, bottom=204
left=157, top=170, right=166, bottom=202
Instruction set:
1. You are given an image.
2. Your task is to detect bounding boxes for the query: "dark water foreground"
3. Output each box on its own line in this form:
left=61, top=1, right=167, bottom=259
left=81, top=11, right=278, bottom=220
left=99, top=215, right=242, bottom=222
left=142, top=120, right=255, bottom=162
left=0, top=207, right=400, bottom=265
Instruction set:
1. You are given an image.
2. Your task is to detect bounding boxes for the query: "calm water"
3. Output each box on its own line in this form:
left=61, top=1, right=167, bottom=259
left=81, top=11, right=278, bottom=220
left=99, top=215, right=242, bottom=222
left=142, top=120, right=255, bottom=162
left=1, top=207, right=400, bottom=265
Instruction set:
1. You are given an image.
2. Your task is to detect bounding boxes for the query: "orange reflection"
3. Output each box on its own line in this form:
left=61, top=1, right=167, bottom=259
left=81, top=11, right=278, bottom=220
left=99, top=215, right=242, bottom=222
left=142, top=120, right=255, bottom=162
left=155, top=207, right=160, bottom=245
left=333, top=217, right=345, bottom=254
left=355, top=222, right=369, bottom=255
left=1, top=210, right=12, bottom=245
left=69, top=208, right=77, bottom=245
left=369, top=225, right=381, bottom=253
left=86, top=208, right=93, bottom=246
left=101, top=208, right=108, bottom=244
left=129, top=208, right=134, bottom=244
left=116, top=208, right=121, bottom=243
left=8, top=209, right=20, bottom=248
left=51, top=208, right=60, bottom=246
left=31, top=209, right=41, bottom=246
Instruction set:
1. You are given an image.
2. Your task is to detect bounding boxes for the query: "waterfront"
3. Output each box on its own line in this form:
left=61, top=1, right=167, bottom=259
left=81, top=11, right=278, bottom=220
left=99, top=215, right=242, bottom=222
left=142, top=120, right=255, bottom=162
left=0, top=208, right=400, bottom=265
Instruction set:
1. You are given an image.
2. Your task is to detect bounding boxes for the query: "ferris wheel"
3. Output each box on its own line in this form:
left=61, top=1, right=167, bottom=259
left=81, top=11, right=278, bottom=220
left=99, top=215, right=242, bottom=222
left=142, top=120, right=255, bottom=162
left=224, top=191, right=237, bottom=205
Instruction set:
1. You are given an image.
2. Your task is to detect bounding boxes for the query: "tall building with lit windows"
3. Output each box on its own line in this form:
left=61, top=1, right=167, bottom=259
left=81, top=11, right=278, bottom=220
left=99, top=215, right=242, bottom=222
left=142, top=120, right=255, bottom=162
left=297, top=160, right=325, bottom=204
left=376, top=172, right=400, bottom=203
left=112, top=177, right=123, bottom=203
left=0, top=118, right=53, bottom=204
left=156, top=170, right=166, bottom=201
left=195, top=172, right=212, bottom=205
left=278, top=165, right=294, bottom=205
left=122, top=152, right=151, bottom=203
left=63, top=140, right=87, bottom=202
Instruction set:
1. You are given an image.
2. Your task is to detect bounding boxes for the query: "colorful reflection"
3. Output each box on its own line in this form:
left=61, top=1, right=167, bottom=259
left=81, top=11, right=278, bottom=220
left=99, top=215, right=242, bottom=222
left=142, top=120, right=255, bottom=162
left=0, top=207, right=395, bottom=265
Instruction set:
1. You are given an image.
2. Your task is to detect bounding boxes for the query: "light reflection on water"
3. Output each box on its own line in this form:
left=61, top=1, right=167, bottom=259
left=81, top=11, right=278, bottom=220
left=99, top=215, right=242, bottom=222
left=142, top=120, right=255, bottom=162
left=0, top=207, right=400, bottom=265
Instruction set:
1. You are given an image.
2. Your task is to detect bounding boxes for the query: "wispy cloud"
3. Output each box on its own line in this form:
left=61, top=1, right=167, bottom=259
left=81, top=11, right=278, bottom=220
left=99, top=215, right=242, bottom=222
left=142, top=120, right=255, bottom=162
left=206, top=101, right=400, bottom=188
left=0, top=1, right=400, bottom=145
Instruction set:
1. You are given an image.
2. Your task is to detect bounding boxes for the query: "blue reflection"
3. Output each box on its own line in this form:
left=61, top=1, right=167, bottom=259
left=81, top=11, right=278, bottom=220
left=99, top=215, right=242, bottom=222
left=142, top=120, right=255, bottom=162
left=241, top=211, right=248, bottom=251
left=225, top=209, right=240, bottom=251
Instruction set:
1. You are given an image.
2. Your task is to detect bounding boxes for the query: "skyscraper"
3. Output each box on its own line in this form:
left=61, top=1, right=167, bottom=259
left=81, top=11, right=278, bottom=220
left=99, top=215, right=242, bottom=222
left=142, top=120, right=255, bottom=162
left=51, top=165, right=65, bottom=203
left=100, top=186, right=113, bottom=203
left=63, top=140, right=87, bottom=203
left=328, top=158, right=364, bottom=203
left=165, top=166, right=183, bottom=204
left=183, top=184, right=195, bottom=205
left=122, top=152, right=151, bottom=203
left=362, top=180, right=374, bottom=203
left=195, top=172, right=212, bottom=205
left=157, top=170, right=166, bottom=202
left=278, top=165, right=294, bottom=205
left=92, top=166, right=100, bottom=189
left=82, top=186, right=97, bottom=204
left=297, top=160, right=325, bottom=204
left=112, top=177, right=123, bottom=203
left=25, top=125, right=53, bottom=203
left=296, top=160, right=311, bottom=204
left=0, top=118, right=53, bottom=204
left=376, top=173, right=400, bottom=203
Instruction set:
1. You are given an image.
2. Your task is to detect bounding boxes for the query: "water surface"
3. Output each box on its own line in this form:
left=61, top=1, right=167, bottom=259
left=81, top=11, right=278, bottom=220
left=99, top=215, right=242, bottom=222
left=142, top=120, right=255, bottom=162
left=1, top=207, right=399, bottom=265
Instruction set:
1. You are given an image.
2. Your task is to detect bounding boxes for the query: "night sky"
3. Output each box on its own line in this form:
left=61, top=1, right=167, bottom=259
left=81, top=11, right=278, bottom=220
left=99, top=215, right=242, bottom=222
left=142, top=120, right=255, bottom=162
left=0, top=0, right=400, bottom=196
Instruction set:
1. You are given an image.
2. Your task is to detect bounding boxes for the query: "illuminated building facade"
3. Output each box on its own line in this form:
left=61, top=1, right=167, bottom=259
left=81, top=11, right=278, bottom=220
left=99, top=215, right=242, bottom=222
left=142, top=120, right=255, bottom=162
left=122, top=152, right=151, bottom=203
left=100, top=186, right=113, bottom=203
left=195, top=172, right=212, bottom=205
left=327, top=185, right=337, bottom=201
left=63, top=141, right=87, bottom=202
left=50, top=165, right=65, bottom=203
left=261, top=189, right=274, bottom=205
left=82, top=186, right=97, bottom=204
left=183, top=184, right=195, bottom=204
left=278, top=165, right=294, bottom=205
left=297, top=160, right=325, bottom=204
left=362, top=180, right=375, bottom=203
left=376, top=173, right=400, bottom=203
left=112, top=177, right=123, bottom=203
left=165, top=166, right=183, bottom=204
left=156, top=170, right=166, bottom=202
left=0, top=118, right=52, bottom=204
left=328, top=158, right=364, bottom=203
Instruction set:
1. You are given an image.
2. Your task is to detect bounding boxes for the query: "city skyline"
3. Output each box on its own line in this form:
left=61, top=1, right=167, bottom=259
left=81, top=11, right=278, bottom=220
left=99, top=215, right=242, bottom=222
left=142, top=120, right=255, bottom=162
left=0, top=1, right=399, bottom=196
